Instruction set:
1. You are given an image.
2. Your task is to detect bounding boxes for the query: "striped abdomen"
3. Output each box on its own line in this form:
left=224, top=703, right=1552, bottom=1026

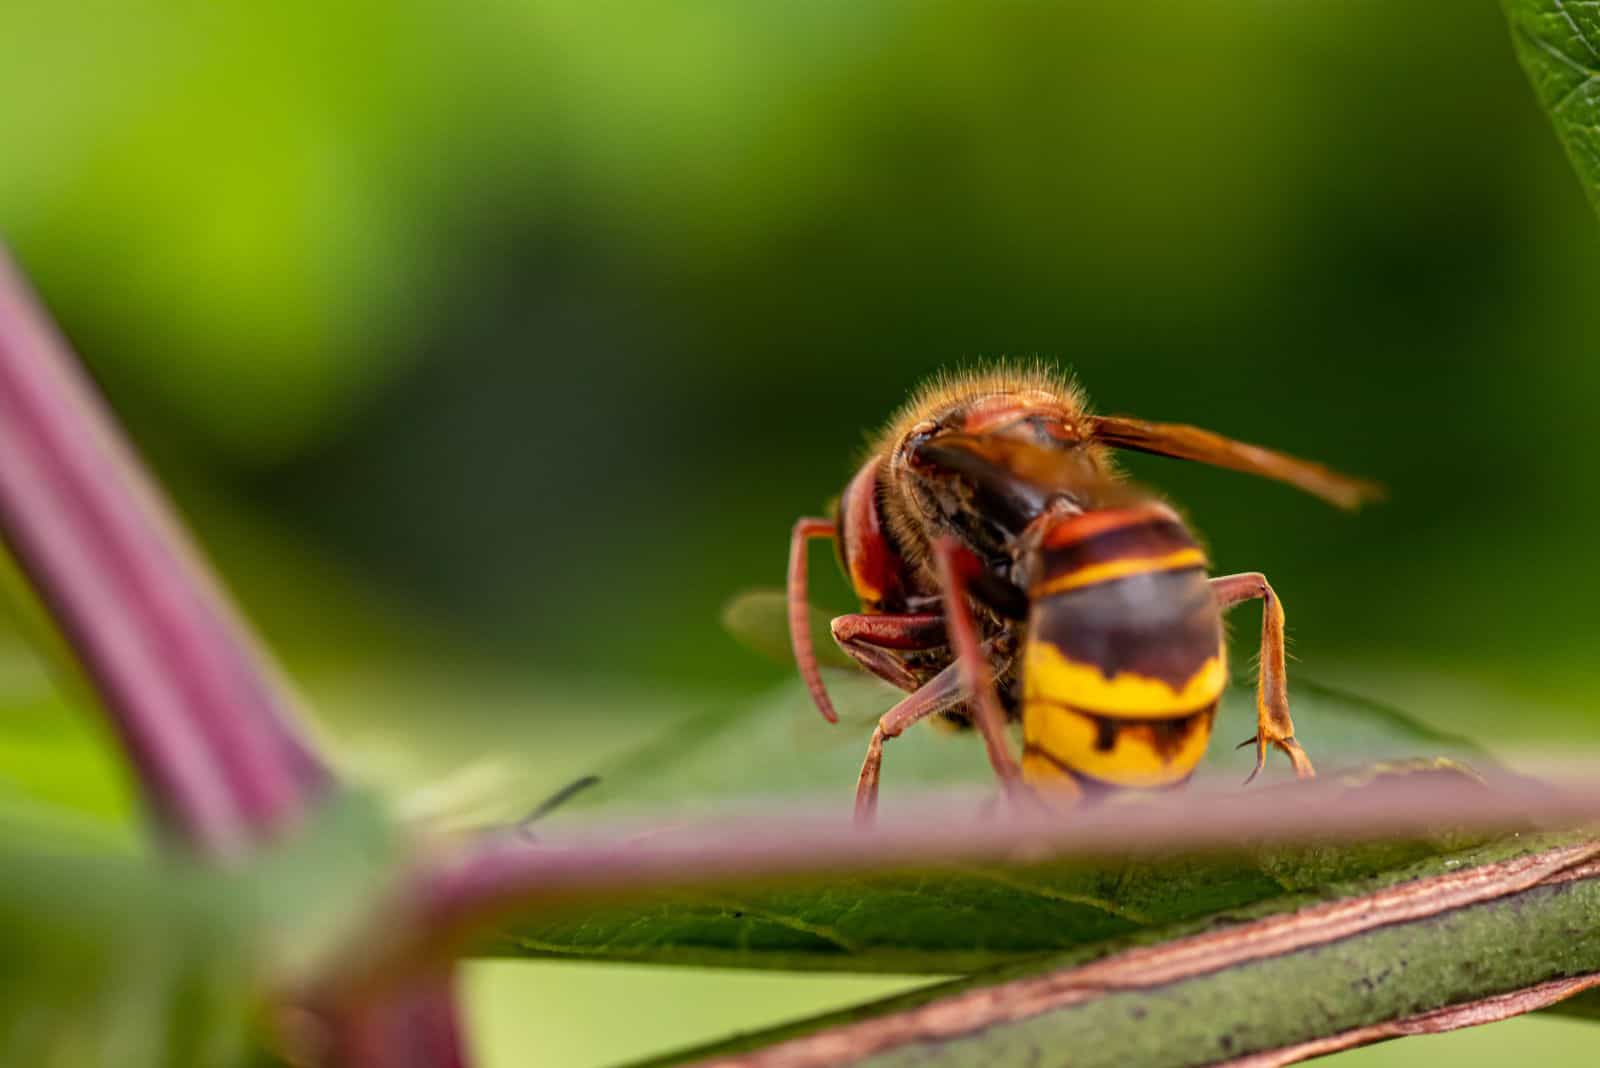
left=1019, top=504, right=1224, bottom=796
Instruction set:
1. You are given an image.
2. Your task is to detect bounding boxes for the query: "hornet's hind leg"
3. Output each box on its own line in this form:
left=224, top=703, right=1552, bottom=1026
left=1210, top=572, right=1315, bottom=783
left=932, top=537, right=1028, bottom=806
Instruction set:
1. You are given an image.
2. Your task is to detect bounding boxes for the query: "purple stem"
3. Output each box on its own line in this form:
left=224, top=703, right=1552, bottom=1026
left=0, top=244, right=467, bottom=1065
left=328, top=974, right=470, bottom=1068
left=392, top=765, right=1600, bottom=978
left=0, top=246, right=328, bottom=851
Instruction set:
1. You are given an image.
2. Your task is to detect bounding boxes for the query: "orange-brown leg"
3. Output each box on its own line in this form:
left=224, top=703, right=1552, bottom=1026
left=831, top=613, right=946, bottom=692
left=854, top=658, right=965, bottom=825
left=1211, top=572, right=1315, bottom=783
left=789, top=517, right=840, bottom=722
left=932, top=537, right=1026, bottom=803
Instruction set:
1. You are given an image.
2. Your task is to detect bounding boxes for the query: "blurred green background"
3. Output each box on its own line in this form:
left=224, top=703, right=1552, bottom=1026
left=4, top=0, right=1600, bottom=1064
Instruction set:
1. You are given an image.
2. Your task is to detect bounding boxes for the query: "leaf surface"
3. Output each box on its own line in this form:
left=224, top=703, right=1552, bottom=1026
left=722, top=589, right=854, bottom=670
left=491, top=646, right=1493, bottom=972
left=1505, top=0, right=1600, bottom=217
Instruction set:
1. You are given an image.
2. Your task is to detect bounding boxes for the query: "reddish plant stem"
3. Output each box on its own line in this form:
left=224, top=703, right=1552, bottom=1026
left=0, top=248, right=327, bottom=849
left=384, top=766, right=1600, bottom=980
left=326, top=973, right=471, bottom=1068
left=0, top=245, right=467, bottom=1064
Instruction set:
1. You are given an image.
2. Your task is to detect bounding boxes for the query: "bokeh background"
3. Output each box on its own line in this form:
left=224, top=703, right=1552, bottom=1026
left=4, top=1, right=1600, bottom=1064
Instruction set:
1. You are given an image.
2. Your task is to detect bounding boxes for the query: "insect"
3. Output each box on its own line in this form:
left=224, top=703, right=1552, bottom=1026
left=787, top=367, right=1381, bottom=822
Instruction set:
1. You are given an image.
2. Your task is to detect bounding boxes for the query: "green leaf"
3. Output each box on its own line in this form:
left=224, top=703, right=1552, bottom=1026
left=722, top=589, right=854, bottom=670
left=488, top=671, right=1490, bottom=973
left=1504, top=0, right=1600, bottom=219
left=0, top=790, right=402, bottom=1068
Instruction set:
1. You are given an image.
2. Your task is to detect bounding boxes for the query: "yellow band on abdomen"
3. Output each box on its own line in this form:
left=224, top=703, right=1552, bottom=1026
left=1022, top=640, right=1226, bottom=718
left=1030, top=547, right=1207, bottom=597
left=1023, top=704, right=1215, bottom=788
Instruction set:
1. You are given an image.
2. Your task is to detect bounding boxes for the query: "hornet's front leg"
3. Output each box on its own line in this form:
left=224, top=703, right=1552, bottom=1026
left=788, top=515, right=950, bottom=709
left=1211, top=572, right=1314, bottom=783
left=830, top=613, right=946, bottom=692
left=789, top=517, right=844, bottom=722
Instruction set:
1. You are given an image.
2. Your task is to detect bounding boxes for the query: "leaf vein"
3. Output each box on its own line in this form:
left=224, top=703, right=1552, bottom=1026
left=1522, top=23, right=1600, bottom=79
left=953, top=867, right=1154, bottom=925
left=1554, top=0, right=1600, bottom=61
left=696, top=895, right=863, bottom=954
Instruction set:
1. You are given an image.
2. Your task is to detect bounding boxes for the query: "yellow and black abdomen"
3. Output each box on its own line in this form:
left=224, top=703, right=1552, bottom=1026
left=1019, top=505, right=1224, bottom=796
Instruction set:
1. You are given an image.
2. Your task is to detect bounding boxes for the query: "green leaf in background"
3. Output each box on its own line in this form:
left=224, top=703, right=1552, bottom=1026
left=487, top=660, right=1492, bottom=973
left=721, top=589, right=855, bottom=671
left=0, top=790, right=402, bottom=1068
left=1505, top=0, right=1600, bottom=218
